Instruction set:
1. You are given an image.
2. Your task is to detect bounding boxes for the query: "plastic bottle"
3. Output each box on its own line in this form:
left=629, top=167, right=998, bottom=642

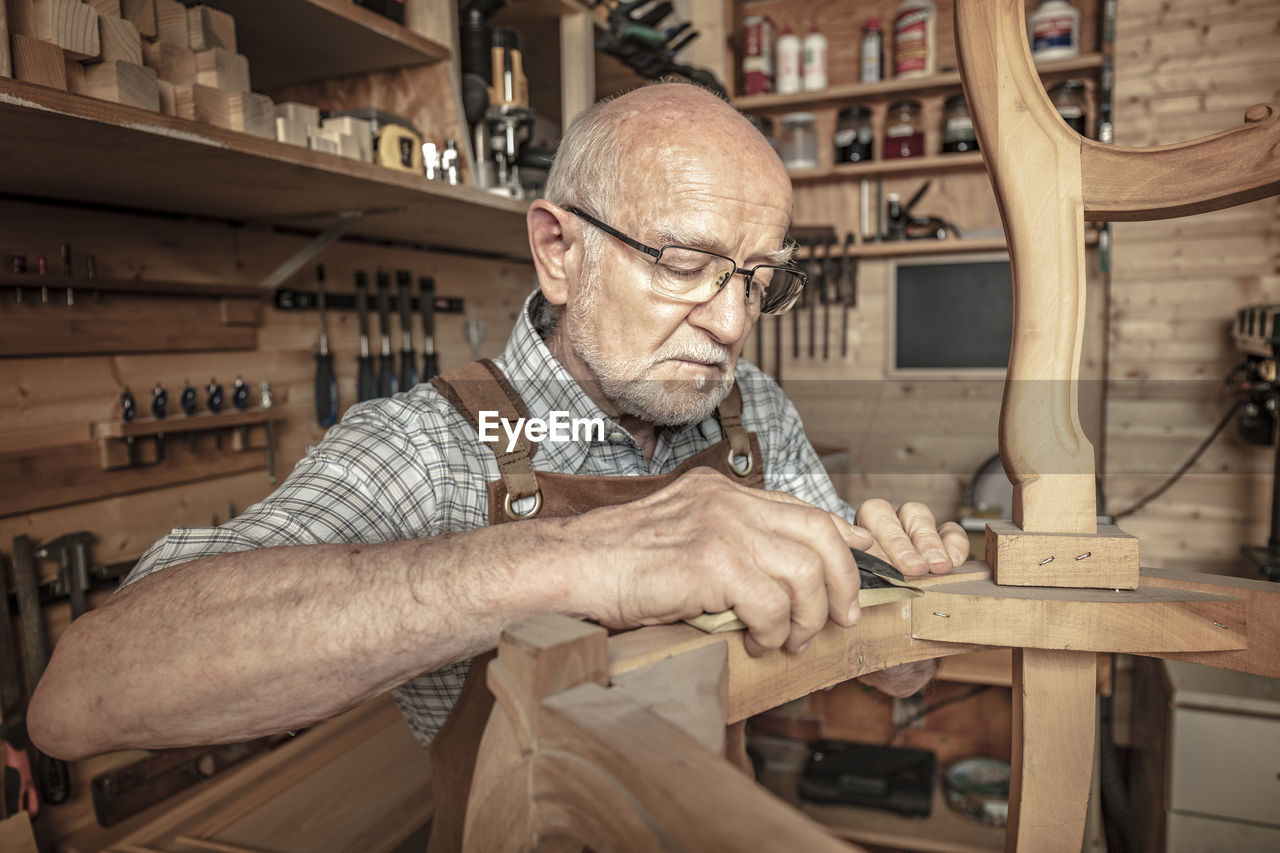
left=802, top=23, right=828, bottom=92
left=860, top=19, right=884, bottom=84
left=776, top=26, right=802, bottom=95
left=1027, top=0, right=1081, bottom=62
left=893, top=0, right=936, bottom=79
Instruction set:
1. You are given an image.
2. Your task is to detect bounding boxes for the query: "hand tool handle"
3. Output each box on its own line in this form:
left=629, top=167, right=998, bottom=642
left=315, top=351, right=337, bottom=426
left=397, top=271, right=418, bottom=388
left=357, top=355, right=376, bottom=402
left=418, top=276, right=439, bottom=380
left=375, top=273, right=397, bottom=395
left=355, top=273, right=377, bottom=401
left=378, top=352, right=397, bottom=398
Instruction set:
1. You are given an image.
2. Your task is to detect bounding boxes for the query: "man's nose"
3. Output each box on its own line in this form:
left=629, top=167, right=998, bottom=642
left=688, top=272, right=751, bottom=344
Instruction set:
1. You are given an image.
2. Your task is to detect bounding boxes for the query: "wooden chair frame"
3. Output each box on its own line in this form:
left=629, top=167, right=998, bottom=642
left=452, top=1, right=1280, bottom=849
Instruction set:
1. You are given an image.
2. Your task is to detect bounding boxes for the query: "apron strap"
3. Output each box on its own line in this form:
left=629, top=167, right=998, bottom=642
left=716, top=384, right=755, bottom=478
left=429, top=360, right=541, bottom=502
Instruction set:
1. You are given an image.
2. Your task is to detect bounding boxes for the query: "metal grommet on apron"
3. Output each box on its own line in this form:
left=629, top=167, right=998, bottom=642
left=502, top=489, right=543, bottom=519
left=425, top=358, right=766, bottom=853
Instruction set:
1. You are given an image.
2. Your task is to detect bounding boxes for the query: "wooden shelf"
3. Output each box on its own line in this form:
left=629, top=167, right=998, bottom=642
left=92, top=408, right=285, bottom=440
left=936, top=649, right=1015, bottom=687
left=0, top=80, right=532, bottom=260
left=735, top=53, right=1105, bottom=113
left=788, top=151, right=987, bottom=183
left=198, top=0, right=450, bottom=90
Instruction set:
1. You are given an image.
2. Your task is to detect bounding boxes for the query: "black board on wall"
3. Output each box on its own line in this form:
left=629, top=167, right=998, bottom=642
left=893, top=255, right=1013, bottom=370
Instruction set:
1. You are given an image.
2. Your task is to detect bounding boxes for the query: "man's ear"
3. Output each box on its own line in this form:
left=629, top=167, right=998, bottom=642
left=528, top=200, right=576, bottom=307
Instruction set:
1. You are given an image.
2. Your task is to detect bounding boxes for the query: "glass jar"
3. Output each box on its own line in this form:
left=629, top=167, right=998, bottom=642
left=884, top=99, right=924, bottom=159
left=834, top=106, right=874, bottom=163
left=1048, top=79, right=1088, bottom=135
left=941, top=94, right=978, bottom=153
left=779, top=112, right=819, bottom=170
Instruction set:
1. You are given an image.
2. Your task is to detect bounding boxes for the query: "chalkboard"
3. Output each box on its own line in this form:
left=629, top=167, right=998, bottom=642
left=893, top=257, right=1013, bottom=370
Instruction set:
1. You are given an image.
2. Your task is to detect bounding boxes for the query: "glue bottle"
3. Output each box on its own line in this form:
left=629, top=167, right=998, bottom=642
left=1028, top=0, right=1081, bottom=62
left=776, top=26, right=802, bottom=94
left=893, top=0, right=937, bottom=78
left=802, top=23, right=828, bottom=91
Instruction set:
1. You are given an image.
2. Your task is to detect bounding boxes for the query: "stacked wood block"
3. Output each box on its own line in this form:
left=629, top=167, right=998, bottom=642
left=4, top=0, right=278, bottom=139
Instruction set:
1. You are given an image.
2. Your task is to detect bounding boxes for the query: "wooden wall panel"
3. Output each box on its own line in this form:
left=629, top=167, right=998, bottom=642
left=1106, top=0, right=1280, bottom=573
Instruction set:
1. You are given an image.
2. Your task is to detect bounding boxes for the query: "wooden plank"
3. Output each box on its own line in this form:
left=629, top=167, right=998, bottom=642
left=11, top=32, right=66, bottom=88
left=936, top=648, right=1014, bottom=686
left=911, top=573, right=1246, bottom=653
left=558, top=11, right=593, bottom=132
left=33, top=0, right=100, bottom=60
left=1006, top=649, right=1096, bottom=853
left=83, top=59, right=159, bottom=110
left=0, top=292, right=256, bottom=355
left=0, top=437, right=268, bottom=517
left=98, top=14, right=142, bottom=66
left=86, top=0, right=121, bottom=16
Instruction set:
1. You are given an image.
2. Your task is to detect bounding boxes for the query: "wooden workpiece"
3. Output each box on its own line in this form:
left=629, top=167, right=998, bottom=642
left=193, top=46, right=249, bottom=93
left=986, top=521, right=1139, bottom=588
left=83, top=59, right=158, bottom=111
left=186, top=4, right=235, bottom=52
left=85, top=0, right=119, bottom=15
left=29, top=0, right=100, bottom=61
left=152, top=0, right=188, bottom=46
left=118, top=0, right=154, bottom=38
left=11, top=32, right=66, bottom=89
left=96, top=14, right=141, bottom=65
left=141, top=38, right=195, bottom=85
left=191, top=84, right=272, bottom=137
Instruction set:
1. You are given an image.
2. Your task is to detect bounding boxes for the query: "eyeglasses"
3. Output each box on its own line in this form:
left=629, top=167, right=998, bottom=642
left=565, top=207, right=806, bottom=316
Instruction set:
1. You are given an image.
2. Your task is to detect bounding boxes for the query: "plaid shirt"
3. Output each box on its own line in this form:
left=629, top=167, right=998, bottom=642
left=125, top=291, right=852, bottom=747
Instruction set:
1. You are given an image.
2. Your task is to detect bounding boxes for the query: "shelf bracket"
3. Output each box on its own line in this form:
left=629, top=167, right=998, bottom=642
left=258, top=211, right=367, bottom=290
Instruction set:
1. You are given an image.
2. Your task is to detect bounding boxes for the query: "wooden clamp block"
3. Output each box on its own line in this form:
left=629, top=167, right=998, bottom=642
left=186, top=4, right=234, bottom=52
left=11, top=32, right=67, bottom=88
left=120, top=0, right=155, bottom=39
left=194, top=46, right=249, bottom=93
left=83, top=59, right=159, bottom=111
left=98, top=14, right=142, bottom=65
left=986, top=521, right=1140, bottom=589
left=153, top=0, right=188, bottom=46
left=34, top=0, right=101, bottom=61
left=141, top=39, right=194, bottom=85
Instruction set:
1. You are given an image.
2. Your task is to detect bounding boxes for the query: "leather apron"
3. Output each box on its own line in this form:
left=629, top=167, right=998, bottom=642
left=425, top=359, right=765, bottom=851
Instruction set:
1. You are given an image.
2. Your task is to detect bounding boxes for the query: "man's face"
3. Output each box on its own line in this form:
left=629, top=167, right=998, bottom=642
left=564, top=140, right=792, bottom=426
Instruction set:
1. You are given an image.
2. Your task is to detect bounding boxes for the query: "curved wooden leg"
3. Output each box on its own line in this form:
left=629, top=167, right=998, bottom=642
left=1006, top=648, right=1096, bottom=853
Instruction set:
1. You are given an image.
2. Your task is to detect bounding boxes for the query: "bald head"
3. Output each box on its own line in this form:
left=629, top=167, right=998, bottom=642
left=544, top=82, right=788, bottom=221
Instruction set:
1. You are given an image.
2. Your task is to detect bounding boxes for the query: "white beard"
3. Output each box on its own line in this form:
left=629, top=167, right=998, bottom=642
left=566, top=254, right=736, bottom=426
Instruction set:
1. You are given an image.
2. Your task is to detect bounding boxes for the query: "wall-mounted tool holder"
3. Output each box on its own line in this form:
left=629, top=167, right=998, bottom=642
left=91, top=408, right=285, bottom=471
left=274, top=288, right=464, bottom=314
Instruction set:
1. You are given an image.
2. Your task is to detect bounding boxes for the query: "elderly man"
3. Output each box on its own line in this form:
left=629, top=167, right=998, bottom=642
left=28, top=82, right=967, bottom=763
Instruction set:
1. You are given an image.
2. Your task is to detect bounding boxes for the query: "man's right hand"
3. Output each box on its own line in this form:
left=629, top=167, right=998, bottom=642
left=557, top=467, right=866, bottom=657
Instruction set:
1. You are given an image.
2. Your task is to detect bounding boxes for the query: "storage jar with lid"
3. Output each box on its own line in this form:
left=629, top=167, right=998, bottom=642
left=1028, top=0, right=1081, bottom=62
left=835, top=106, right=874, bottom=163
left=942, top=94, right=978, bottom=153
left=779, top=112, right=819, bottom=170
left=884, top=100, right=924, bottom=159
left=1048, top=80, right=1088, bottom=135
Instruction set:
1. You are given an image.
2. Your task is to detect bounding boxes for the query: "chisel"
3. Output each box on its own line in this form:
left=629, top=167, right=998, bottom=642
left=840, top=233, right=857, bottom=358
left=396, top=270, right=419, bottom=389
left=808, top=241, right=823, bottom=359
left=375, top=271, right=397, bottom=397
left=354, top=272, right=376, bottom=402
left=419, top=276, right=439, bottom=381
left=792, top=239, right=805, bottom=360
left=821, top=235, right=835, bottom=360
left=314, top=264, right=337, bottom=427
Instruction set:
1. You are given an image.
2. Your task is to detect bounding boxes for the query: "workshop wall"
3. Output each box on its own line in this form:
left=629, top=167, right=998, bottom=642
left=1105, top=0, right=1280, bottom=575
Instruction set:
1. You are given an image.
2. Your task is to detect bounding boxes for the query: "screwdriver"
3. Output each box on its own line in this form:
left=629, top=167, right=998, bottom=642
left=396, top=270, right=419, bottom=389
left=375, top=271, right=397, bottom=397
left=314, top=264, right=337, bottom=426
left=355, top=271, right=376, bottom=402
left=181, top=379, right=198, bottom=452
left=121, top=387, right=137, bottom=466
left=232, top=375, right=250, bottom=447
left=419, top=276, right=439, bottom=380
left=151, top=382, right=167, bottom=462
left=207, top=377, right=224, bottom=449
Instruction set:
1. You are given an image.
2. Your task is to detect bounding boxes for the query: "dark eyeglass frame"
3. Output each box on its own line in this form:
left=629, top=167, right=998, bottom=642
left=564, top=206, right=806, bottom=315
